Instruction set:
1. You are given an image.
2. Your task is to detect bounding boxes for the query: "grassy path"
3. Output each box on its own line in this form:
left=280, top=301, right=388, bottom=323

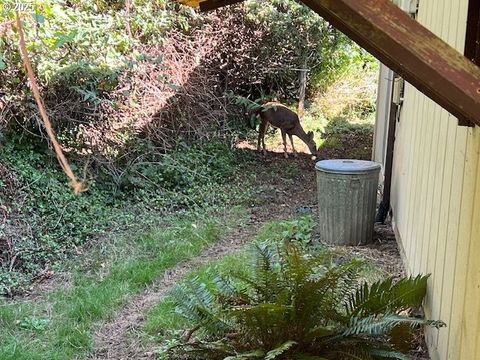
left=0, top=208, right=247, bottom=360
left=88, top=211, right=262, bottom=359
left=84, top=154, right=319, bottom=359
left=0, top=153, right=318, bottom=360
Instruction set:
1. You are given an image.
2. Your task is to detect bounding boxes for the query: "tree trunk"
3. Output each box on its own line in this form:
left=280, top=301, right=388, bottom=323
left=125, top=0, right=133, bottom=38
left=298, top=59, right=308, bottom=120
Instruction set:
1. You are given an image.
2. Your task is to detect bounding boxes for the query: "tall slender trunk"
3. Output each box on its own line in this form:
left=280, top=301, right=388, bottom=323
left=298, top=58, right=308, bottom=120
left=125, top=0, right=133, bottom=38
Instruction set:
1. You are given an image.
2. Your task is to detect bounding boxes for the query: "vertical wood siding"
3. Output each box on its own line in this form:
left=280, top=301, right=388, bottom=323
left=390, top=0, right=480, bottom=359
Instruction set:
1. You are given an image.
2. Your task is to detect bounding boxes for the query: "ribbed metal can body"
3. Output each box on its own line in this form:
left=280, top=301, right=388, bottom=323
left=315, top=160, right=381, bottom=246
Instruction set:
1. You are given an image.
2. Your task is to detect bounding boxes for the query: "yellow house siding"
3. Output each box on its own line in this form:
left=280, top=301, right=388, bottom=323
left=390, top=0, right=480, bottom=359
left=460, top=154, right=480, bottom=357
left=453, top=129, right=480, bottom=358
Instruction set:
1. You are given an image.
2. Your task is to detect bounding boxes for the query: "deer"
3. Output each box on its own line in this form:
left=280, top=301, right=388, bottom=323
left=253, top=101, right=317, bottom=158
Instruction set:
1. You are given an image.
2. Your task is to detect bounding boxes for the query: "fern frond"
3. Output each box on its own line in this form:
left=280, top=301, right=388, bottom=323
left=223, top=349, right=265, bottom=359
left=343, top=314, right=445, bottom=337
left=329, top=346, right=374, bottom=360
left=171, top=276, right=234, bottom=334
left=369, top=348, right=410, bottom=359
left=264, top=340, right=297, bottom=359
left=307, top=325, right=336, bottom=339
left=294, top=355, right=329, bottom=360
left=347, top=275, right=429, bottom=317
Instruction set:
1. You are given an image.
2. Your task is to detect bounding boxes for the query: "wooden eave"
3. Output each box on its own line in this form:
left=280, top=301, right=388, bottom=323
left=179, top=0, right=480, bottom=127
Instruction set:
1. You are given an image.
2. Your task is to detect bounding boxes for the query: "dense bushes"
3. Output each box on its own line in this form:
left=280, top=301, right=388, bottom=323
left=0, top=0, right=375, bottom=155
left=0, top=0, right=378, bottom=294
left=0, top=138, right=253, bottom=295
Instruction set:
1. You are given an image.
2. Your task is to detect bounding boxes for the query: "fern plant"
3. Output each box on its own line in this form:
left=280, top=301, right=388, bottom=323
left=169, top=242, right=445, bottom=359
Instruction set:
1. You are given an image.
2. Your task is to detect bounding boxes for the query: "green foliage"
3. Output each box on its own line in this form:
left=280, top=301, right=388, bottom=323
left=0, top=0, right=375, bottom=299
left=2, top=0, right=376, bottom=144
left=1, top=0, right=194, bottom=79
left=243, top=0, right=377, bottom=98
left=266, top=217, right=314, bottom=245
left=0, top=211, right=240, bottom=359
left=0, top=138, right=253, bottom=295
left=169, top=242, right=445, bottom=359
left=144, top=247, right=251, bottom=338
left=0, top=0, right=197, bottom=139
left=110, top=140, right=242, bottom=193
left=19, top=317, right=49, bottom=332
left=347, top=276, right=429, bottom=317
left=318, top=117, right=374, bottom=160
left=321, top=117, right=374, bottom=139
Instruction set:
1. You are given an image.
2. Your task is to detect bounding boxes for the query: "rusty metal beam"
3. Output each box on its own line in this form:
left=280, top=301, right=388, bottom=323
left=300, top=0, right=480, bottom=127
left=199, top=0, right=245, bottom=11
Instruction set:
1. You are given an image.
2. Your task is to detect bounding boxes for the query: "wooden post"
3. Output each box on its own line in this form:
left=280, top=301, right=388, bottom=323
left=297, top=60, right=308, bottom=120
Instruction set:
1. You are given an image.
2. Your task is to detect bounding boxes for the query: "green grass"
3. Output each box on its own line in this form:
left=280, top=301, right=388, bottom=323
left=144, top=250, right=249, bottom=339
left=143, top=217, right=313, bottom=342
left=143, top=216, right=385, bottom=353
left=0, top=207, right=247, bottom=360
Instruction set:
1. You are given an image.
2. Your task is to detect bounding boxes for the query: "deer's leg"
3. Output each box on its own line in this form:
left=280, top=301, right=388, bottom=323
left=262, top=124, right=269, bottom=156
left=288, top=133, right=297, bottom=157
left=281, top=129, right=289, bottom=158
left=257, top=121, right=267, bottom=154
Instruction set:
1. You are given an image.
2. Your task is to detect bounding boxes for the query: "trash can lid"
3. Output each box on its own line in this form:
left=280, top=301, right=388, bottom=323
left=315, top=159, right=381, bottom=174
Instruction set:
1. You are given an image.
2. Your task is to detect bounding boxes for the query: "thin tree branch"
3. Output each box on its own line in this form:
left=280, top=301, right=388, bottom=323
left=15, top=12, right=86, bottom=194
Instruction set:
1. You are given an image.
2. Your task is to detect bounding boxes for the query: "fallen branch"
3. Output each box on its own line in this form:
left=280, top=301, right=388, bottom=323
left=15, top=12, right=86, bottom=194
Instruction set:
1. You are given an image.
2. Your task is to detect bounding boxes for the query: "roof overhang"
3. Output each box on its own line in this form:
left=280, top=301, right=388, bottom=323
left=178, top=0, right=480, bottom=127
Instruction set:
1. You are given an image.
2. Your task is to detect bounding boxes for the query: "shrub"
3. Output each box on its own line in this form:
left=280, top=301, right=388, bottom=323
left=318, top=117, right=374, bottom=160
left=310, top=66, right=378, bottom=123
left=321, top=117, right=373, bottom=138
left=0, top=138, right=253, bottom=295
left=169, top=242, right=445, bottom=359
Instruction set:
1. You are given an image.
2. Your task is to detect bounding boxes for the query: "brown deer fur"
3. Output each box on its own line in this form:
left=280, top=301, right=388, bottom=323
left=254, top=102, right=317, bottom=158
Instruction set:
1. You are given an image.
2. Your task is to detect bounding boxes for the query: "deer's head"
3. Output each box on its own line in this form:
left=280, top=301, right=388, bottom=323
left=306, top=131, right=317, bottom=155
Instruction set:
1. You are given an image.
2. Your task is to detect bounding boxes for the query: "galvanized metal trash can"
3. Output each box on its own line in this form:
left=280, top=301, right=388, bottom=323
left=315, top=159, right=381, bottom=246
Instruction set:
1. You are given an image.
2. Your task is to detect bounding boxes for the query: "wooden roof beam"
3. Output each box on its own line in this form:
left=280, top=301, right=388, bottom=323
left=300, top=0, right=480, bottom=126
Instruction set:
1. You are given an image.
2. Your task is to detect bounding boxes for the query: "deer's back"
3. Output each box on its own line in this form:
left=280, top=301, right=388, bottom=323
left=258, top=102, right=299, bottom=131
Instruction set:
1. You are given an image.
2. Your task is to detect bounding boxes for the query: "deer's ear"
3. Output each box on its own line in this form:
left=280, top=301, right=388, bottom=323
left=308, top=131, right=314, bottom=139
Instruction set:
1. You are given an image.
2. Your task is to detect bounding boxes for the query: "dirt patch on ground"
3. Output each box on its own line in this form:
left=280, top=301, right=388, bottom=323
left=342, top=222, right=405, bottom=281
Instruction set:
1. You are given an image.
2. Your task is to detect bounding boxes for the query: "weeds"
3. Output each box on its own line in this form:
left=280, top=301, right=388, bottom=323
left=0, top=209, right=246, bottom=359
left=0, top=139, right=254, bottom=295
